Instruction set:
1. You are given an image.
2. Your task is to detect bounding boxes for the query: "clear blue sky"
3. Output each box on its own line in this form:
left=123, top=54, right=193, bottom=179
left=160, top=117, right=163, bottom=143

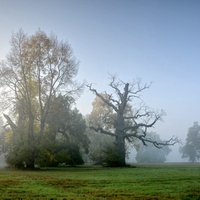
left=1, top=0, right=200, bottom=161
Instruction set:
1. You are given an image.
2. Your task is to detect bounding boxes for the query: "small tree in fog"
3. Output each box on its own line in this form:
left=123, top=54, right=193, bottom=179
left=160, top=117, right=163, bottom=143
left=180, top=122, right=200, bottom=162
left=87, top=75, right=178, bottom=166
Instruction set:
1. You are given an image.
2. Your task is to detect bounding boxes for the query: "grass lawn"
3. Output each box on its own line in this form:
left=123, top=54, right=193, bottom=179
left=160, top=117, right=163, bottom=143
left=0, top=163, right=199, bottom=199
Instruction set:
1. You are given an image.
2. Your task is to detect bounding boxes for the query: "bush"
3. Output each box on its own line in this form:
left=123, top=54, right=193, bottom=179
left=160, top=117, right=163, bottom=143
left=102, top=144, right=121, bottom=167
left=36, top=140, right=84, bottom=167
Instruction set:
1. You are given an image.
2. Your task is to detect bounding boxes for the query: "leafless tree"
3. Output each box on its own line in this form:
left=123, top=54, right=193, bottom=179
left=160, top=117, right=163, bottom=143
left=88, top=75, right=178, bottom=166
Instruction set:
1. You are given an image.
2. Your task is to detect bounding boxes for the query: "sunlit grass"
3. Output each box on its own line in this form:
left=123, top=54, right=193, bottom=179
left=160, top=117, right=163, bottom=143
left=0, top=163, right=199, bottom=199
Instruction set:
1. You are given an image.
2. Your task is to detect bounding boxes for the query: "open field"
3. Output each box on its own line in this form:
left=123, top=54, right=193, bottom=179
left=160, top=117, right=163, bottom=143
left=0, top=163, right=199, bottom=199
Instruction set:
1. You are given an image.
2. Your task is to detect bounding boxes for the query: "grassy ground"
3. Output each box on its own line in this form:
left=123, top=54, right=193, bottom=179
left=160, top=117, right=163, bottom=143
left=0, top=163, right=199, bottom=199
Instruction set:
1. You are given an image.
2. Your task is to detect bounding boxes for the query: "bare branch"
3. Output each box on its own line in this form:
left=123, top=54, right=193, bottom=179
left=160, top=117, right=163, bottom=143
left=128, top=79, right=151, bottom=98
left=3, top=113, right=17, bottom=134
left=106, top=93, right=120, bottom=106
left=89, top=126, right=115, bottom=137
left=139, top=136, right=180, bottom=148
left=124, top=114, right=162, bottom=134
left=87, top=84, right=118, bottom=112
left=109, top=75, right=124, bottom=101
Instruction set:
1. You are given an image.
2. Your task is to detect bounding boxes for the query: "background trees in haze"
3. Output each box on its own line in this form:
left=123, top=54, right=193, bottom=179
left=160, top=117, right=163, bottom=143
left=86, top=94, right=115, bottom=164
left=135, top=132, right=171, bottom=163
left=0, top=30, right=88, bottom=168
left=180, top=122, right=200, bottom=162
left=88, top=76, right=178, bottom=166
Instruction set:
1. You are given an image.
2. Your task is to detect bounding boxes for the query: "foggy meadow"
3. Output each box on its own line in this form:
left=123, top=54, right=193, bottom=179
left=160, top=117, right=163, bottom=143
left=0, top=1, right=200, bottom=199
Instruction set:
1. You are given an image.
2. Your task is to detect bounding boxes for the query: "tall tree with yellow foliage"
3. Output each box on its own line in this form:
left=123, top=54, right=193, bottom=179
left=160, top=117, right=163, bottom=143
left=0, top=29, right=84, bottom=168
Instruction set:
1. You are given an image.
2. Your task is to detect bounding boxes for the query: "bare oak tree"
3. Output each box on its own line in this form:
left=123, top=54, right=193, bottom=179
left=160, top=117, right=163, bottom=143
left=88, top=76, right=178, bottom=166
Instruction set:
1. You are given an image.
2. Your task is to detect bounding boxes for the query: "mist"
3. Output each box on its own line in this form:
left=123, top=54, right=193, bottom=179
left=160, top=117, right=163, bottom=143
left=127, top=145, right=188, bottom=164
left=0, top=155, right=6, bottom=167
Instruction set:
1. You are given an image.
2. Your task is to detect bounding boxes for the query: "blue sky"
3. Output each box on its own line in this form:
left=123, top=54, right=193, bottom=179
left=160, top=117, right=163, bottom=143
left=1, top=0, right=200, bottom=161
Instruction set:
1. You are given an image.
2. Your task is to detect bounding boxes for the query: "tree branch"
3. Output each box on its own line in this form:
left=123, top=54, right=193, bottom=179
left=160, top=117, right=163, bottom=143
left=139, top=136, right=180, bottom=148
left=3, top=113, right=17, bottom=133
left=87, top=84, right=118, bottom=112
left=109, top=75, right=124, bottom=101
left=128, top=79, right=151, bottom=98
left=124, top=114, right=161, bottom=134
left=89, top=126, right=115, bottom=137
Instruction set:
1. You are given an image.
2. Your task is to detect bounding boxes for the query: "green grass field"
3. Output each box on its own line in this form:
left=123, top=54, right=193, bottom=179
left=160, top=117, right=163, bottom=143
left=0, top=163, right=199, bottom=200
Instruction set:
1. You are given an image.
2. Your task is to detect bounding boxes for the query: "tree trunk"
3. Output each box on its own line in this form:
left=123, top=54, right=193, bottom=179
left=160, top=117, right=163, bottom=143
left=28, top=112, right=35, bottom=169
left=115, top=113, right=126, bottom=166
left=115, top=133, right=126, bottom=166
